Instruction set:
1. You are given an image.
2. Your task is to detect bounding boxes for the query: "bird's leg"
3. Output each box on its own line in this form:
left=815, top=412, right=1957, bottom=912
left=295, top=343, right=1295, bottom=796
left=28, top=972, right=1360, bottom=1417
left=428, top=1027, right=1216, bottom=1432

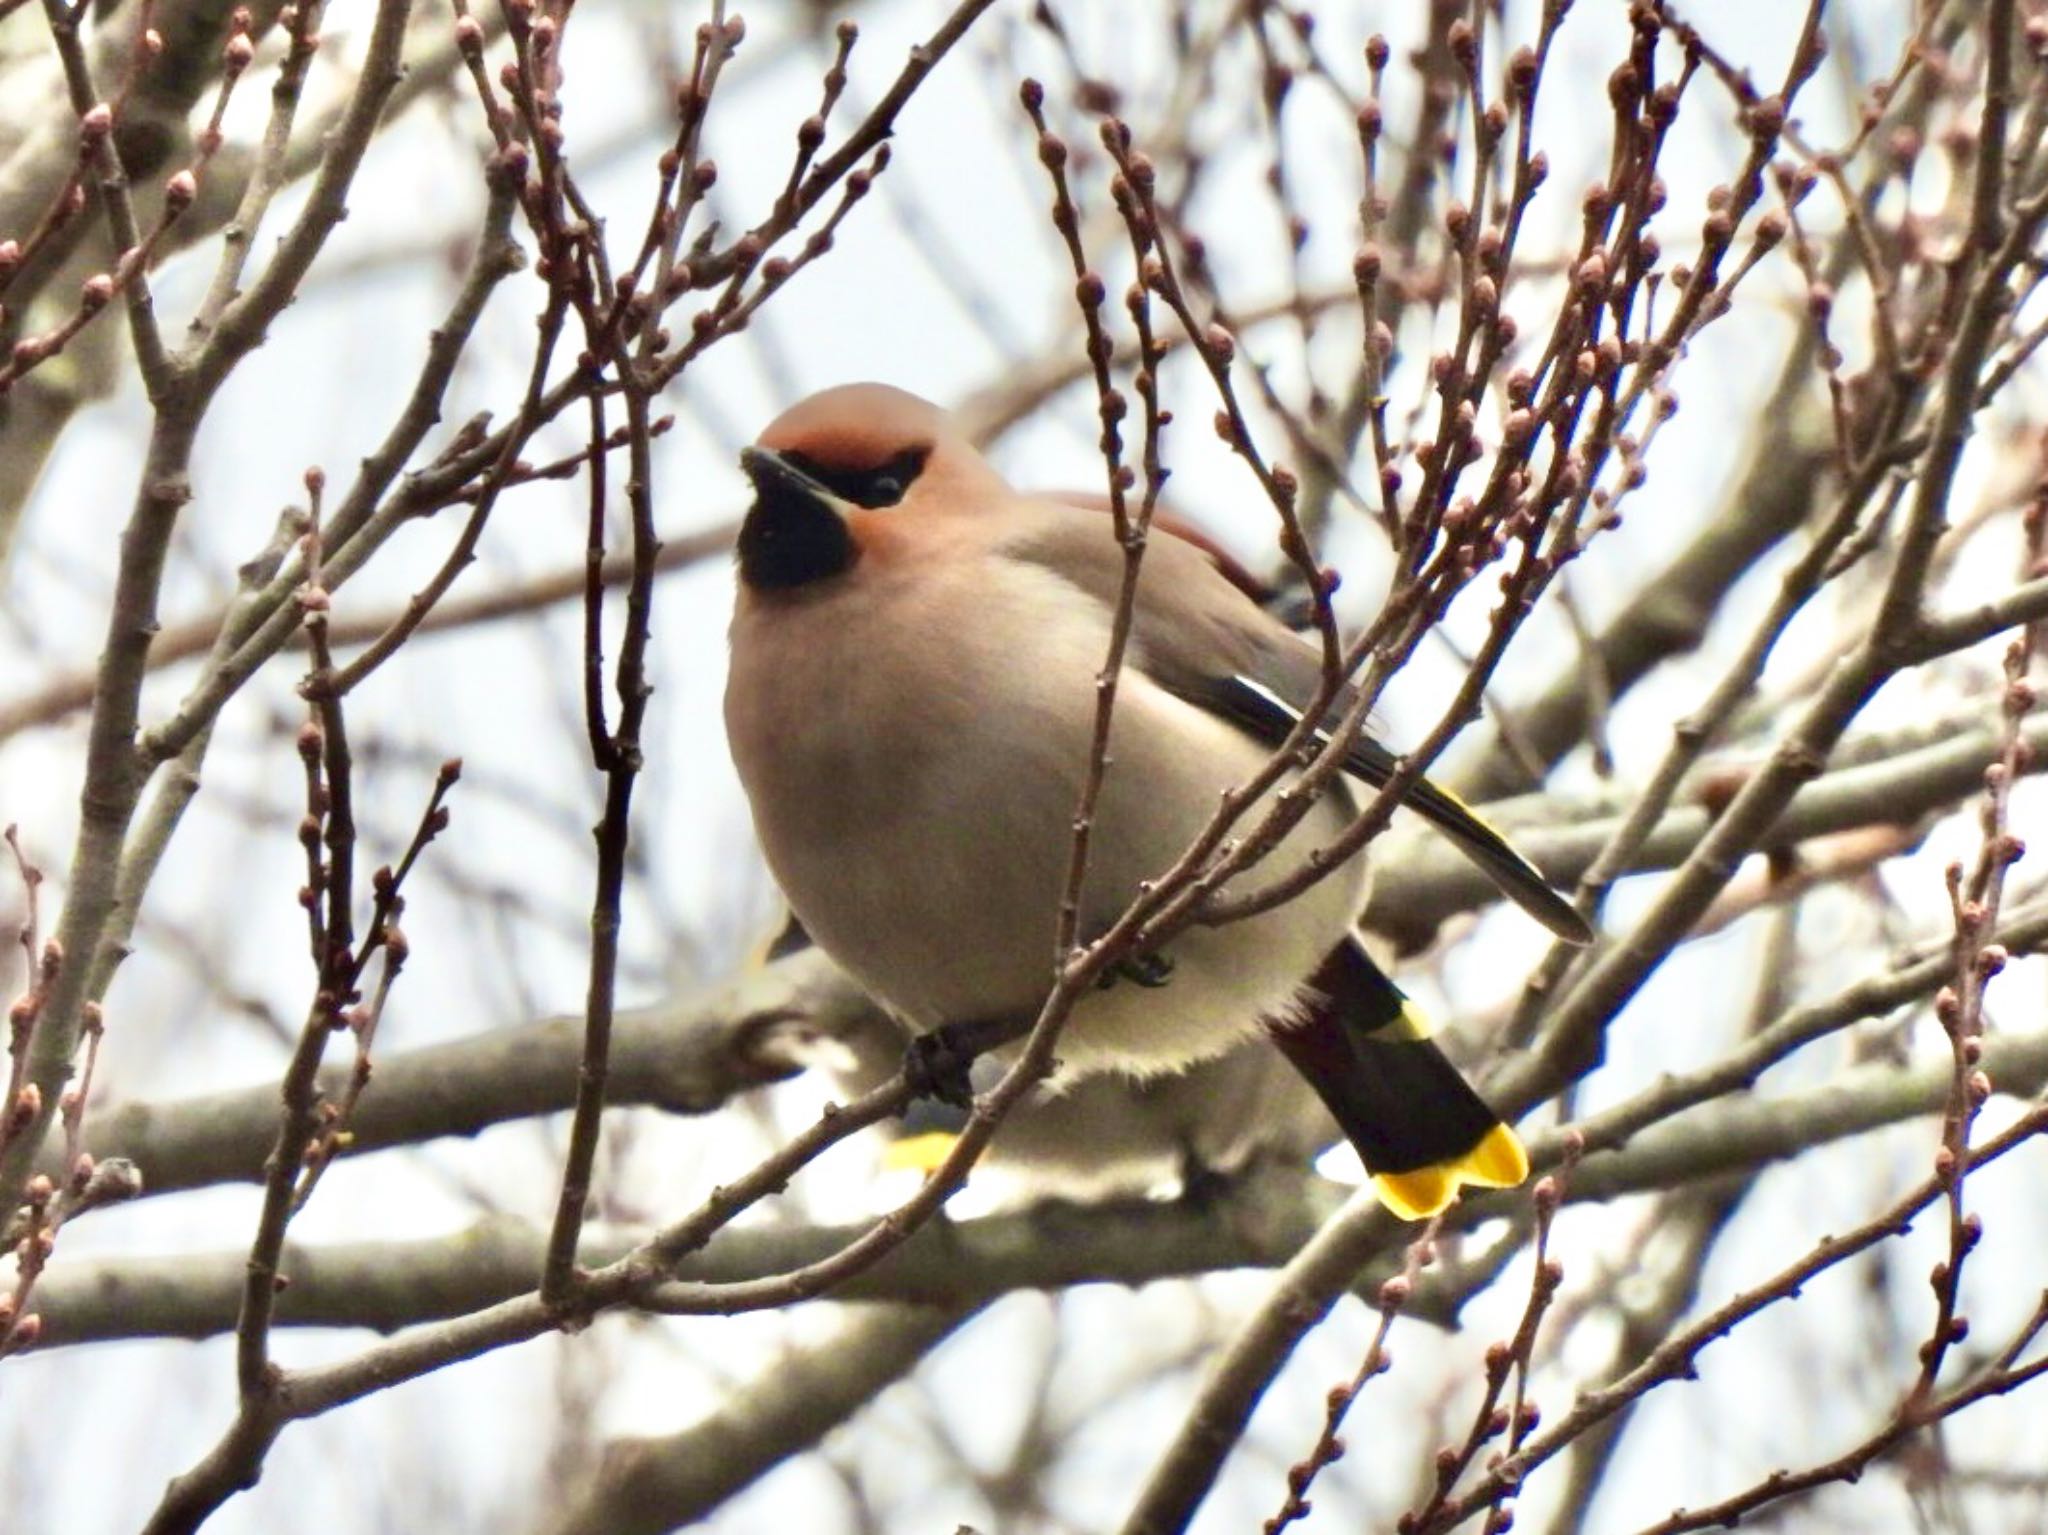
left=1174, top=1140, right=1231, bottom=1210
left=904, top=1030, right=976, bottom=1108
left=1096, top=948, right=1176, bottom=990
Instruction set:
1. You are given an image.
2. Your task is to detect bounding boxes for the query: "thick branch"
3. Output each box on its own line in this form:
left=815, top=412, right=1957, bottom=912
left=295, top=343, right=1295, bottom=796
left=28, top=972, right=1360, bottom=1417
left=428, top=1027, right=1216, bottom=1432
left=543, top=1301, right=979, bottom=1535
left=76, top=944, right=886, bottom=1196
left=32, top=1033, right=2048, bottom=1351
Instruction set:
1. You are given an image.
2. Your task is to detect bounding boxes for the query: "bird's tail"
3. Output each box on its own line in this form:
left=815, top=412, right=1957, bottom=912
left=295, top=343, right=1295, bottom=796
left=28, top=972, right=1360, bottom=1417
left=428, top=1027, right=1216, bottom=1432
left=1267, top=938, right=1527, bottom=1220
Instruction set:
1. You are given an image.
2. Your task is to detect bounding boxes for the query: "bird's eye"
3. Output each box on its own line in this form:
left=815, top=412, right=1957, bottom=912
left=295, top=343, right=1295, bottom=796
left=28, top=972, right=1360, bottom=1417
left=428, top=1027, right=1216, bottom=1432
left=782, top=446, right=929, bottom=509
left=845, top=447, right=927, bottom=508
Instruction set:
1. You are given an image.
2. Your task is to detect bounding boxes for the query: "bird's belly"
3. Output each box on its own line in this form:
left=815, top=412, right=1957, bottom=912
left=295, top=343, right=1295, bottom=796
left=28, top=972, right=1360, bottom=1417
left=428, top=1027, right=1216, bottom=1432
left=762, top=742, right=1080, bottom=1032
left=727, top=570, right=1367, bottom=1076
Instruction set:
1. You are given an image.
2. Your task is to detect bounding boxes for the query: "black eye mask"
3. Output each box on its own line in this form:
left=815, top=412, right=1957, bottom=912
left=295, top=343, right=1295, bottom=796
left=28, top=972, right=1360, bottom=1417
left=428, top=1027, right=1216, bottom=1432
left=780, top=445, right=930, bottom=509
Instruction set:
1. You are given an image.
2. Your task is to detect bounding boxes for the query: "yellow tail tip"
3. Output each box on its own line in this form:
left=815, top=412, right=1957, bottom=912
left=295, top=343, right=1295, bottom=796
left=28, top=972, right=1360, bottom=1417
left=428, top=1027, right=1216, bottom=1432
left=1464, top=1123, right=1531, bottom=1187
left=882, top=1130, right=961, bottom=1176
left=1373, top=1164, right=1456, bottom=1221
left=1371, top=1124, right=1529, bottom=1220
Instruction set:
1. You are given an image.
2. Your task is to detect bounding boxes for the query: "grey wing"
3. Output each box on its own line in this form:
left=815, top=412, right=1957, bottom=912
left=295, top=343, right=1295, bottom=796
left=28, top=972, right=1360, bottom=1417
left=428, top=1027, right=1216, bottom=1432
left=994, top=500, right=1272, bottom=681
left=1000, top=501, right=1591, bottom=945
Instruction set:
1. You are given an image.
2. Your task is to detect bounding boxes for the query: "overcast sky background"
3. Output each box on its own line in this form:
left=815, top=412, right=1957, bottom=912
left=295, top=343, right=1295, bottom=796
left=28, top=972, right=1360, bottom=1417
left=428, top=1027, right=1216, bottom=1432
left=1, top=0, right=2044, bottom=1530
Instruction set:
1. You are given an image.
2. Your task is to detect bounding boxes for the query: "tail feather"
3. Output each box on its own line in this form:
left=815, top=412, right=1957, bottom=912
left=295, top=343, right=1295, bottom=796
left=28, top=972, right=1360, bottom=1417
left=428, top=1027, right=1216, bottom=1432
left=1268, top=938, right=1527, bottom=1219
left=1194, top=674, right=1591, bottom=944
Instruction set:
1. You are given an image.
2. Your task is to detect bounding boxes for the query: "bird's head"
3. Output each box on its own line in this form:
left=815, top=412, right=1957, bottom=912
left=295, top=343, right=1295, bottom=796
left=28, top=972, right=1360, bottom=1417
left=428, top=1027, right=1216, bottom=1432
left=737, top=383, right=1004, bottom=591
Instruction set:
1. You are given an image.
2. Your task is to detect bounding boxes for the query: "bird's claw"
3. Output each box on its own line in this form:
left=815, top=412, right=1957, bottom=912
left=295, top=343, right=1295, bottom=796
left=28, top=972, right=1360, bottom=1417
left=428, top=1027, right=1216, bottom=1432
left=1097, top=949, right=1176, bottom=990
left=904, top=1025, right=979, bottom=1109
left=1176, top=1149, right=1231, bottom=1211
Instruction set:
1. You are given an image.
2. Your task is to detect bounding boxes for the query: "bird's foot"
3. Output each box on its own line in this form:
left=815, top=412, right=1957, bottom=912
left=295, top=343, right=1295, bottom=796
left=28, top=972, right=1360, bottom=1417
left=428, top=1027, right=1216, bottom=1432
left=1097, top=948, right=1176, bottom=990
left=904, top=1027, right=978, bottom=1108
left=1176, top=1148, right=1231, bottom=1211
left=903, top=1016, right=1025, bottom=1108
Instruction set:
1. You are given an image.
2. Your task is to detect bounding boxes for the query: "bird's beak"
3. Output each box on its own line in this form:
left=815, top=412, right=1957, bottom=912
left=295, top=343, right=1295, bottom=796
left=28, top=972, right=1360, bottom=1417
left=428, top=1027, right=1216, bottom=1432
left=741, top=446, right=842, bottom=514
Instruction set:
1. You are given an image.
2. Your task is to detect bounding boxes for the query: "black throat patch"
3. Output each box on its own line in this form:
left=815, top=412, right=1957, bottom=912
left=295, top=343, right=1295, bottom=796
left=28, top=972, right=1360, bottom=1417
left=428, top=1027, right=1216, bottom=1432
left=737, top=481, right=856, bottom=590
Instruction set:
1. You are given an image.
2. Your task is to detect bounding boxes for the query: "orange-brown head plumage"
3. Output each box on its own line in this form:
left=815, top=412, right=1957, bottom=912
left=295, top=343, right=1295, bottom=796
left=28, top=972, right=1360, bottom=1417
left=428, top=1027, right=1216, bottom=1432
left=755, top=382, right=947, bottom=468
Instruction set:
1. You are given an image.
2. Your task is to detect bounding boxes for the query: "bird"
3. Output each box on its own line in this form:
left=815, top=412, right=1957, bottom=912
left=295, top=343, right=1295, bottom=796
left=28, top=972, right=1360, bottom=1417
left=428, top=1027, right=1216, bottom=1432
left=722, top=382, right=1591, bottom=1219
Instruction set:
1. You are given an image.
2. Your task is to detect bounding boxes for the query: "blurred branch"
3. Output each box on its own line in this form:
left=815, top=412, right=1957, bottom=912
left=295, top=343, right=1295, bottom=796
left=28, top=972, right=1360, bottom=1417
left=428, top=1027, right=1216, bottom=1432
left=31, top=1163, right=1323, bottom=1346
left=1452, top=369, right=1833, bottom=801
left=1417, top=1108, right=2048, bottom=1531
left=76, top=942, right=881, bottom=1197
left=0, top=520, right=735, bottom=746
left=542, top=1301, right=980, bottom=1535
left=1376, top=713, right=2048, bottom=947
left=953, top=282, right=1362, bottom=448
left=1515, top=140, right=2048, bottom=1097
left=0, top=0, right=425, bottom=1214
left=1533, top=1180, right=1751, bottom=1535
left=0, top=0, right=287, bottom=325
left=31, top=1027, right=2048, bottom=1351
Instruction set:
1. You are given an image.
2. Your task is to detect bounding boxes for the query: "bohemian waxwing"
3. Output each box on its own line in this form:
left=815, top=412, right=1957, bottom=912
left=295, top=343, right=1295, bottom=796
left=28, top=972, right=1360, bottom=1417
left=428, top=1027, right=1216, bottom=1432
left=723, top=383, right=1590, bottom=1218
